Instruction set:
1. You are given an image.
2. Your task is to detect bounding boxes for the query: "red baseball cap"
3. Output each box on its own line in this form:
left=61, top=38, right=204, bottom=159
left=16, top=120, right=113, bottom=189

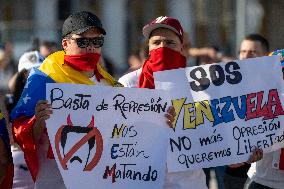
left=142, top=16, right=184, bottom=42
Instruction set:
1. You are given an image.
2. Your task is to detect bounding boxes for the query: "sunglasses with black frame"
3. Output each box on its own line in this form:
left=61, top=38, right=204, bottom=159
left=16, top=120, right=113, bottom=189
left=68, top=36, right=104, bottom=48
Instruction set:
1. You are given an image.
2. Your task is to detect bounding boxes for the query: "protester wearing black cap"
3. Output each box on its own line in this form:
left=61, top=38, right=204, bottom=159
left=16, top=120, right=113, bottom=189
left=10, top=11, right=118, bottom=189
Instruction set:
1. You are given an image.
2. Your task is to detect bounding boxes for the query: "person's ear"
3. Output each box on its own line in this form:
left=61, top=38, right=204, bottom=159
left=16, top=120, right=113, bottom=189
left=62, top=38, right=68, bottom=51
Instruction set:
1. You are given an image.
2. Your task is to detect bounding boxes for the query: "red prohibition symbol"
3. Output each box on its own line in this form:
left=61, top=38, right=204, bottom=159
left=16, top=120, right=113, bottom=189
left=55, top=114, right=103, bottom=171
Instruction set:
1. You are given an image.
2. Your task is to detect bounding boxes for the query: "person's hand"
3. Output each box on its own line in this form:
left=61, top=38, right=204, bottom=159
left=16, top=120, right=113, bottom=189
left=228, top=148, right=263, bottom=168
left=205, top=48, right=218, bottom=59
left=246, top=148, right=263, bottom=164
left=33, top=100, right=52, bottom=141
left=165, top=106, right=176, bottom=128
left=228, top=162, right=246, bottom=168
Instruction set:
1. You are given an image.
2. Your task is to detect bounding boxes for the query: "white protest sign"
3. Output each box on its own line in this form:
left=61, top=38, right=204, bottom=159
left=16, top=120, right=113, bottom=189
left=46, top=84, right=170, bottom=189
left=154, top=55, right=284, bottom=172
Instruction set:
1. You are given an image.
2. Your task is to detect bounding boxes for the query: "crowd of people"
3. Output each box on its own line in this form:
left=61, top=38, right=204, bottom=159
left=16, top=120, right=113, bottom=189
left=0, top=10, right=283, bottom=189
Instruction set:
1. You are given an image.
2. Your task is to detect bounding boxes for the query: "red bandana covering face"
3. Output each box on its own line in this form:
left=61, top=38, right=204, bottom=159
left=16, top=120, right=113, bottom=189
left=64, top=53, right=103, bottom=80
left=138, top=47, right=186, bottom=89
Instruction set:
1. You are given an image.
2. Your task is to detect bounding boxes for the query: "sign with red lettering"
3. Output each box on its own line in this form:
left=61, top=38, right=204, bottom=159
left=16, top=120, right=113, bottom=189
left=154, top=55, right=284, bottom=172
left=46, top=85, right=169, bottom=189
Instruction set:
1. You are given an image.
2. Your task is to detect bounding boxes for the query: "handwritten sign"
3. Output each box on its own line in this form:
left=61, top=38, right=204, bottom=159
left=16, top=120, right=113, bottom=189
left=154, top=55, right=284, bottom=172
left=46, top=84, right=170, bottom=189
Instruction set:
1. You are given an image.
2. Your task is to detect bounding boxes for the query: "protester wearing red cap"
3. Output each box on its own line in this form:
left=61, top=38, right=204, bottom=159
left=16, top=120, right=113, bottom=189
left=119, top=16, right=208, bottom=189
left=119, top=16, right=187, bottom=88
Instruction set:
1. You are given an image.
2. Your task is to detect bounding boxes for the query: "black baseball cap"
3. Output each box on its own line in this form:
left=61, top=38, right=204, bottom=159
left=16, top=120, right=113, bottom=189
left=62, top=11, right=106, bottom=38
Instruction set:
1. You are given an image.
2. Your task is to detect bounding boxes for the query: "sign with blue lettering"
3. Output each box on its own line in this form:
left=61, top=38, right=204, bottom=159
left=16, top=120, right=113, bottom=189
left=154, top=55, right=284, bottom=172
left=46, top=84, right=169, bottom=189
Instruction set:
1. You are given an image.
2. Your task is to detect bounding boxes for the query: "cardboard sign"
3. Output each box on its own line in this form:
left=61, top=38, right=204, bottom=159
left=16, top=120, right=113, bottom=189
left=46, top=84, right=170, bottom=189
left=154, top=56, right=284, bottom=172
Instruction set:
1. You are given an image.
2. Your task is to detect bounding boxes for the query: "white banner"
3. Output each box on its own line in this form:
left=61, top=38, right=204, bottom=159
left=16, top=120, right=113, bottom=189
left=154, top=56, right=284, bottom=172
left=46, top=84, right=170, bottom=189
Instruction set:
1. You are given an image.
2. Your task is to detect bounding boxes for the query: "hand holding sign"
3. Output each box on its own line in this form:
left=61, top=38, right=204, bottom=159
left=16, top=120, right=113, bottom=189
left=34, top=100, right=52, bottom=141
left=246, top=148, right=263, bottom=164
left=165, top=106, right=176, bottom=128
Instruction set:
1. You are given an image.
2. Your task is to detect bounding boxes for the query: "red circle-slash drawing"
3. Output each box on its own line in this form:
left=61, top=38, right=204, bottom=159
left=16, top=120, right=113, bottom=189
left=55, top=114, right=103, bottom=171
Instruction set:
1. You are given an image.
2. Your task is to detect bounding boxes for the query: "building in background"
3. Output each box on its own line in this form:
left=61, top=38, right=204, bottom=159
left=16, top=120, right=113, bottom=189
left=0, top=0, right=283, bottom=77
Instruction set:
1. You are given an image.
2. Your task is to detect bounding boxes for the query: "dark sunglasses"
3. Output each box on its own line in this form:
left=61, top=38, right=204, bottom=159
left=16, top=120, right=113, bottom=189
left=69, top=37, right=104, bottom=48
